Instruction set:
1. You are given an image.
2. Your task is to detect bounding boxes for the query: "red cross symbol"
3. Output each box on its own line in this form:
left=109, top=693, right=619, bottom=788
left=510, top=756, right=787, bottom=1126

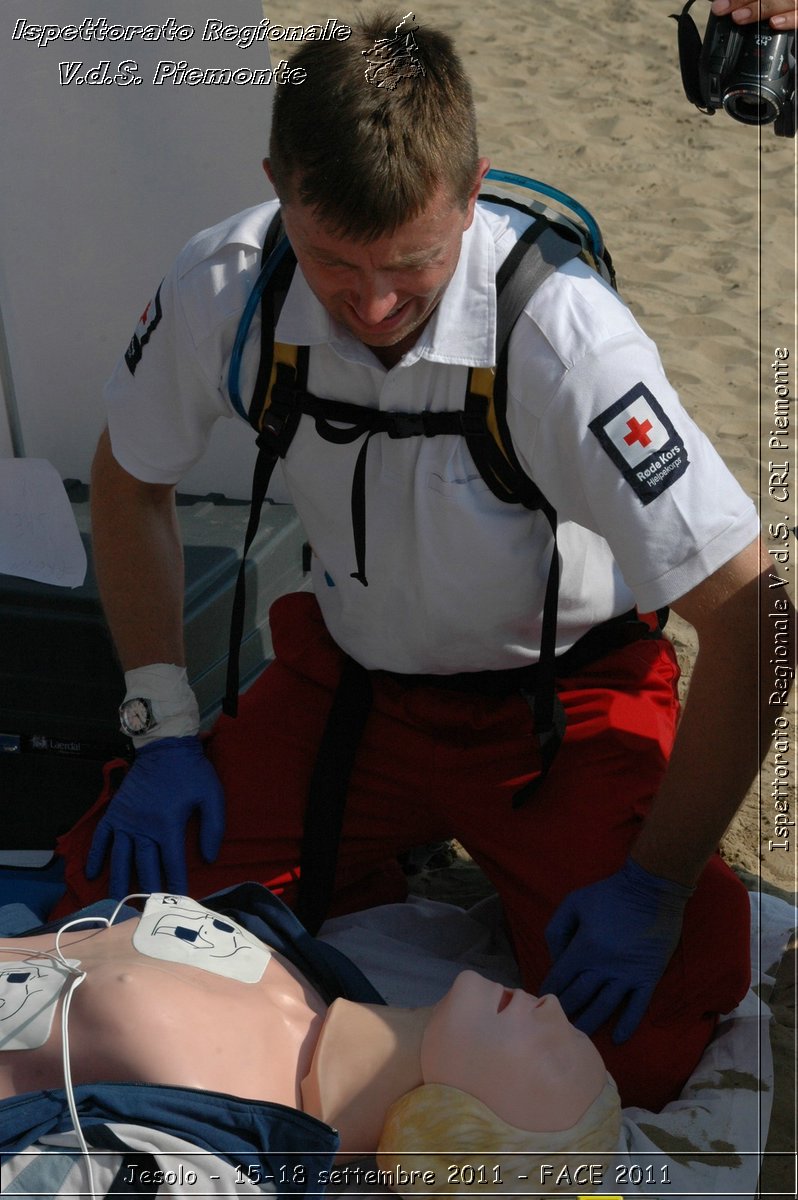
left=624, top=416, right=653, bottom=448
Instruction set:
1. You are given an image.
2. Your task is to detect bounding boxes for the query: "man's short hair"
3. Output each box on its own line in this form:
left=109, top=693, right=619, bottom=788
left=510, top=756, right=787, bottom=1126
left=268, top=10, right=480, bottom=240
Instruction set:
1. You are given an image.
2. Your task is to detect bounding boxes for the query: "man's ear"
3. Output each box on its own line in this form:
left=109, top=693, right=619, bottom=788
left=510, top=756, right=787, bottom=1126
left=262, top=158, right=276, bottom=188
left=463, top=157, right=491, bottom=230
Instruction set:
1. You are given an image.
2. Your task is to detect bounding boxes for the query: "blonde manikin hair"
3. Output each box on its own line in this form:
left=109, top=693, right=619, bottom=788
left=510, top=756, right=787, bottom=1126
left=376, top=1076, right=621, bottom=1196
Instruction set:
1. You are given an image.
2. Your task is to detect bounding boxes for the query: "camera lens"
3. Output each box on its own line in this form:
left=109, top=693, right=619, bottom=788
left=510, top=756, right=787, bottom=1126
left=723, top=86, right=781, bottom=124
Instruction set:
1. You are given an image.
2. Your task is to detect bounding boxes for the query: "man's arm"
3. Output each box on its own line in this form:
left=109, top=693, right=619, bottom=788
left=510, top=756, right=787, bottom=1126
left=91, top=427, right=186, bottom=670
left=86, top=429, right=225, bottom=898
left=710, top=0, right=798, bottom=29
left=542, top=536, right=793, bottom=1040
left=631, top=536, right=776, bottom=884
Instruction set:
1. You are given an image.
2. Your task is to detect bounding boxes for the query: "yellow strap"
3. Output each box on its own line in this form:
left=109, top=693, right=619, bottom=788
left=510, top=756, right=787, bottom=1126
left=258, top=341, right=300, bottom=430
left=468, top=365, right=516, bottom=471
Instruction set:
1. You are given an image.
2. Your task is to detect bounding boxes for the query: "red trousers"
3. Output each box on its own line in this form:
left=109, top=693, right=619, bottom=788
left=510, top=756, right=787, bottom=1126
left=55, top=592, right=751, bottom=1111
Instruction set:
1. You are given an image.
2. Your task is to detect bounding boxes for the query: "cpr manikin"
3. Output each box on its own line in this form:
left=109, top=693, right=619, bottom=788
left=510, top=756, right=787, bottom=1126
left=0, top=898, right=621, bottom=1192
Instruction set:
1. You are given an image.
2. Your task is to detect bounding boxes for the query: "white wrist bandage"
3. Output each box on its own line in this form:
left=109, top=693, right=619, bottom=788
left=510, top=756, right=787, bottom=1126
left=123, top=663, right=200, bottom=746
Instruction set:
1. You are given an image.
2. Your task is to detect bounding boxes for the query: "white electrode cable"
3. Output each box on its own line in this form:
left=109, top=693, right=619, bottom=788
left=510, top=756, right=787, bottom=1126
left=59, top=968, right=97, bottom=1200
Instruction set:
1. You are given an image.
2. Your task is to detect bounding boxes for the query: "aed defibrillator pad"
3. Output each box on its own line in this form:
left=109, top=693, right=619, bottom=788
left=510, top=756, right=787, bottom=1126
left=132, top=894, right=271, bottom=983
left=589, top=382, right=689, bottom=505
left=0, top=958, right=80, bottom=1051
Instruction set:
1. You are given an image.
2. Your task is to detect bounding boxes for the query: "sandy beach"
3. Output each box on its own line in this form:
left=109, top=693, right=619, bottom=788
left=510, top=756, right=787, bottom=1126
left=0, top=0, right=792, bottom=1193
left=264, top=0, right=796, bottom=1189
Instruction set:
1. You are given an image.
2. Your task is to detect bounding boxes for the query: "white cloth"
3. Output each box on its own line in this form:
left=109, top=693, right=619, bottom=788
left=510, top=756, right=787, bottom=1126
left=104, top=200, right=759, bottom=672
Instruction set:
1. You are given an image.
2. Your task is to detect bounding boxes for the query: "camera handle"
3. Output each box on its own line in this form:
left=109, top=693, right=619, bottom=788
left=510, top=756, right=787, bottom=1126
left=671, top=0, right=717, bottom=113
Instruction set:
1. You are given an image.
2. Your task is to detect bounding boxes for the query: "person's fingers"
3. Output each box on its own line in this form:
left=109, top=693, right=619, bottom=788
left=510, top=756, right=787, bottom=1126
left=712, top=1, right=798, bottom=29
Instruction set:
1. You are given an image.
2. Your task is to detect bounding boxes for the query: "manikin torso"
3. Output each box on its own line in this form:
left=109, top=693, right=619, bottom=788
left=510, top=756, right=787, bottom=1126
left=0, top=918, right=327, bottom=1111
left=1, top=925, right=607, bottom=1158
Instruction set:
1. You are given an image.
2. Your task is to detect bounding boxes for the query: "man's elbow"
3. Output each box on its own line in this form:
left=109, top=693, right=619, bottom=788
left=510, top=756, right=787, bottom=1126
left=670, top=539, right=770, bottom=644
left=91, top=426, right=175, bottom=508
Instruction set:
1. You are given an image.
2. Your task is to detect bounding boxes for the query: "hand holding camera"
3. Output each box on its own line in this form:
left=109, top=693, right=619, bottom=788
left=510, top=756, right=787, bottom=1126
left=711, top=2, right=797, bottom=32
left=673, top=0, right=796, bottom=135
left=710, top=1, right=792, bottom=32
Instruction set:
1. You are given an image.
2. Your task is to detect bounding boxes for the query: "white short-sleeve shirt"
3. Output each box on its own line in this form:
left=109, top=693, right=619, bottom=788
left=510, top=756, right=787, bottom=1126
left=105, top=200, right=759, bottom=673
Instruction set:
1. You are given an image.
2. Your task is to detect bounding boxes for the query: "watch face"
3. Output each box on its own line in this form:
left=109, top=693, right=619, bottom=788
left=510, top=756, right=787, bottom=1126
left=120, top=697, right=154, bottom=736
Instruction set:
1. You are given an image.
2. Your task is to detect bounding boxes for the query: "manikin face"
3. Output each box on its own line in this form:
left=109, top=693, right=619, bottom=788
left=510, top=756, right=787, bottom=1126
left=268, top=162, right=488, bottom=365
left=421, top=971, right=608, bottom=1133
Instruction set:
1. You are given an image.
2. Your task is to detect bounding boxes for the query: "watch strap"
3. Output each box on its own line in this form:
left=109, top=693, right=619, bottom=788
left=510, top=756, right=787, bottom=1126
left=122, top=664, right=201, bottom=746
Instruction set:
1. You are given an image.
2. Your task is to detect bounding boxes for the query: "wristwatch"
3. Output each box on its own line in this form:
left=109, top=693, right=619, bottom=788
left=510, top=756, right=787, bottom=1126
left=119, top=696, right=158, bottom=737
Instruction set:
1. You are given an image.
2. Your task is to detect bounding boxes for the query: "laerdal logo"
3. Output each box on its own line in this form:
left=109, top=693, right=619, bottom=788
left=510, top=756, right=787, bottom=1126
left=589, top=383, right=689, bottom=505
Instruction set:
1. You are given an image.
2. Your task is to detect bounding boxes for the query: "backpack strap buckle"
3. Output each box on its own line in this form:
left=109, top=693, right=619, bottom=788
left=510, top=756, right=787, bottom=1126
left=387, top=407, right=489, bottom=440
left=458, top=407, right=490, bottom=438
left=257, top=363, right=302, bottom=456
left=387, top=412, right=429, bottom=439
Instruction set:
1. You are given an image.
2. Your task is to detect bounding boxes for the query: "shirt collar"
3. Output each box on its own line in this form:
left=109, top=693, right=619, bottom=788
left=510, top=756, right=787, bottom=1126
left=275, top=205, right=498, bottom=369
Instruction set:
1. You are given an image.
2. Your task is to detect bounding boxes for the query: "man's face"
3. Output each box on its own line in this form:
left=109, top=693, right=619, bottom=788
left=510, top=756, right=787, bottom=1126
left=274, top=166, right=487, bottom=365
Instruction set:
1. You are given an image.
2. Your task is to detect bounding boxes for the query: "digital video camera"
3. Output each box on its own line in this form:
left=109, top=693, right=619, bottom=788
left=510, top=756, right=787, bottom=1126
left=672, top=0, right=795, bottom=136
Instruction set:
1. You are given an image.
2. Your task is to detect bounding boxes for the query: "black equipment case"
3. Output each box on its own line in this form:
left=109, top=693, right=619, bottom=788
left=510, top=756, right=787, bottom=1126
left=0, top=487, right=309, bottom=853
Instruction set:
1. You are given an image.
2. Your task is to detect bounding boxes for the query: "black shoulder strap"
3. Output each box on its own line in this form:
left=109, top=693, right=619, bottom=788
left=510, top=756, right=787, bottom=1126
left=248, top=212, right=298, bottom=430
left=495, top=214, right=583, bottom=352
left=223, top=213, right=300, bottom=715
left=465, top=213, right=583, bottom=509
left=466, top=213, right=586, bottom=803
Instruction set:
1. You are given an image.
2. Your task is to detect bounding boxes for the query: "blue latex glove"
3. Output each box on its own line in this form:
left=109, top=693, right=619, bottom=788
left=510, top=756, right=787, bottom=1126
left=86, top=735, right=225, bottom=899
left=540, top=858, right=693, bottom=1044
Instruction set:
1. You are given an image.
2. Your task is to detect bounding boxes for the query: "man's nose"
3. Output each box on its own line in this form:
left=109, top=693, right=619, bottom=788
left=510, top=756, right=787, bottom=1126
left=351, top=275, right=400, bottom=325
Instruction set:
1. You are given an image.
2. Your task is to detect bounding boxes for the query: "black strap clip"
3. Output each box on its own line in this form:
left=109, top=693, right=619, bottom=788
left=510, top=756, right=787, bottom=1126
left=387, top=412, right=430, bottom=439
left=458, top=407, right=490, bottom=438
left=257, top=369, right=301, bottom=457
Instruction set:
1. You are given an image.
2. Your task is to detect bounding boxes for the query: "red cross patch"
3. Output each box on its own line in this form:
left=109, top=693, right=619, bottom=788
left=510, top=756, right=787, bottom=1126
left=589, top=383, right=689, bottom=505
